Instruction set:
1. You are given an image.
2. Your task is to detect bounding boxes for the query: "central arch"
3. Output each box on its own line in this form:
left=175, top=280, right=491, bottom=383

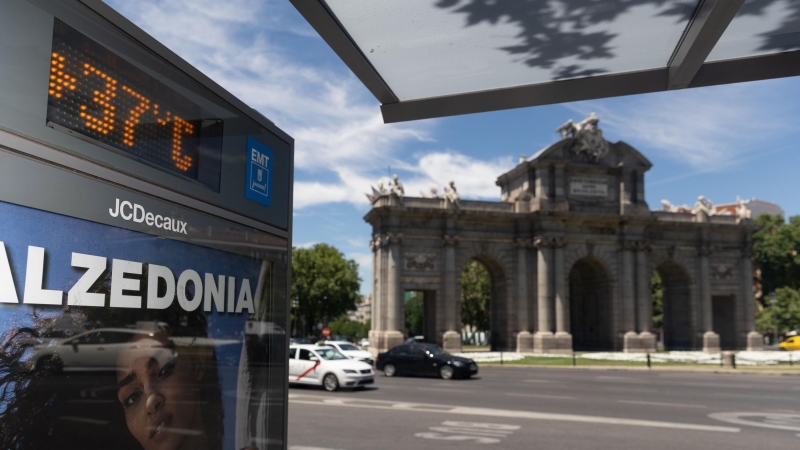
left=655, top=261, right=694, bottom=350
left=569, top=257, right=612, bottom=351
left=460, top=253, right=510, bottom=351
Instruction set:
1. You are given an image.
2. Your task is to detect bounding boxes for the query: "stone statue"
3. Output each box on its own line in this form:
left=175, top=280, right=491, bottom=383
left=388, top=174, right=405, bottom=199
left=441, top=180, right=460, bottom=205
left=555, top=112, right=609, bottom=162
left=736, top=196, right=751, bottom=222
left=519, top=154, right=527, bottom=164
left=691, top=195, right=715, bottom=216
left=420, top=184, right=438, bottom=198
left=366, top=179, right=390, bottom=203
left=660, top=199, right=678, bottom=213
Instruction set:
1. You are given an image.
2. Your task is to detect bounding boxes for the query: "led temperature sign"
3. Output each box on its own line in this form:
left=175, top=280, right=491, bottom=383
left=46, top=20, right=223, bottom=191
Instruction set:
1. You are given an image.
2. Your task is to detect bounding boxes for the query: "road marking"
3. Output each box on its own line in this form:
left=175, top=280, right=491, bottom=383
left=505, top=393, right=575, bottom=400
left=618, top=400, right=706, bottom=409
left=523, top=379, right=556, bottom=383
left=416, top=421, right=520, bottom=444
left=289, top=394, right=740, bottom=433
left=709, top=412, right=800, bottom=432
left=417, top=387, right=470, bottom=393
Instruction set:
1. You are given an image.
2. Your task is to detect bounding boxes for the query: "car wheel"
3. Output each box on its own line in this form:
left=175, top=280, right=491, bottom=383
left=383, top=363, right=397, bottom=377
left=439, top=365, right=454, bottom=380
left=323, top=373, right=339, bottom=392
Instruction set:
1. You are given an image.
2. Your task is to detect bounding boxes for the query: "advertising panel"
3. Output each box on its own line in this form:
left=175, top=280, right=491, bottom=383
left=0, top=198, right=285, bottom=450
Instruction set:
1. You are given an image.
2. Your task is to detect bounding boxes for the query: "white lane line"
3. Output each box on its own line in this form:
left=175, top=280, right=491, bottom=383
left=289, top=394, right=740, bottom=433
left=618, top=400, right=706, bottom=409
left=505, top=393, right=576, bottom=400
left=417, top=387, right=470, bottom=393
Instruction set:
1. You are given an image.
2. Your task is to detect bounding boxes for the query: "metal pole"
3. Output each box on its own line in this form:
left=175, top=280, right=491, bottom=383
left=647, top=353, right=651, bottom=369
left=572, top=353, right=576, bottom=367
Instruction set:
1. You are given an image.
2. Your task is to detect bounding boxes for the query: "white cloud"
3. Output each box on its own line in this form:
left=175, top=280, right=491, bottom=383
left=568, top=81, right=791, bottom=170
left=404, top=152, right=515, bottom=200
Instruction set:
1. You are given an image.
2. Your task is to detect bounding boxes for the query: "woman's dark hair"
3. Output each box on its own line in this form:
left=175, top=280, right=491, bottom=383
left=0, top=264, right=224, bottom=450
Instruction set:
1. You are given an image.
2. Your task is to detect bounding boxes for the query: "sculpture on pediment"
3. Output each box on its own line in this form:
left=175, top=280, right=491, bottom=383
left=441, top=180, right=460, bottom=205
left=691, top=195, right=715, bottom=216
left=389, top=174, right=405, bottom=199
left=420, top=184, right=438, bottom=198
left=519, top=154, right=527, bottom=164
left=556, top=112, right=610, bottom=162
left=736, top=196, right=752, bottom=222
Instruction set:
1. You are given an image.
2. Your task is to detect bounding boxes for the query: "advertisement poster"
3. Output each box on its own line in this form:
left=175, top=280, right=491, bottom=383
left=0, top=199, right=282, bottom=450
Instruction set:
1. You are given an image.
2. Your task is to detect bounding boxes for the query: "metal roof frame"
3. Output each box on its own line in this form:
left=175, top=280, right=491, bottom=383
left=291, top=0, right=800, bottom=123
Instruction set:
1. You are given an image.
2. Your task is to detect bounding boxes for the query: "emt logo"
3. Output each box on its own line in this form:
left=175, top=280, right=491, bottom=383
left=108, top=198, right=188, bottom=234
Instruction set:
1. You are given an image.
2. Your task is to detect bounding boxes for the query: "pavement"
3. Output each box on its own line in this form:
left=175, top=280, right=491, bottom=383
left=288, top=366, right=800, bottom=450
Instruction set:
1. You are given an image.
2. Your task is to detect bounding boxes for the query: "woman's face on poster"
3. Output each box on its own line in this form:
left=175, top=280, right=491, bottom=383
left=116, top=336, right=204, bottom=450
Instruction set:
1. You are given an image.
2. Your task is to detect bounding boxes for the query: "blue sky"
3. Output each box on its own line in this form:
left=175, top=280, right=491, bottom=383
left=106, top=0, right=800, bottom=295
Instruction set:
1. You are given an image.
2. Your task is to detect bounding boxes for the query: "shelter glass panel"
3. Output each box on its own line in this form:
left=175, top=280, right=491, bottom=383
left=324, top=0, right=700, bottom=101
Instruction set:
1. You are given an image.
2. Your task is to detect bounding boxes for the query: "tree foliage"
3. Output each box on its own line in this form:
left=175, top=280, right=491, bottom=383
left=405, top=292, right=424, bottom=336
left=753, top=214, right=800, bottom=335
left=755, top=287, right=800, bottom=335
left=461, top=260, right=490, bottom=331
left=329, top=317, right=371, bottom=341
left=651, top=271, right=663, bottom=330
left=291, top=243, right=360, bottom=336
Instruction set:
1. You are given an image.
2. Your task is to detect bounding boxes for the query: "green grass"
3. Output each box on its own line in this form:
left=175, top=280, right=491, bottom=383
left=462, top=345, right=491, bottom=352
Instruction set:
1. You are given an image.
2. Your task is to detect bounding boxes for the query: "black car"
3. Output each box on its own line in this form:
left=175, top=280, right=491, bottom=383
left=376, top=344, right=478, bottom=379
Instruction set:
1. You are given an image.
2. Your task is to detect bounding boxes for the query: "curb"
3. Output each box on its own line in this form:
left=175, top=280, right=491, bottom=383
left=479, top=364, right=800, bottom=376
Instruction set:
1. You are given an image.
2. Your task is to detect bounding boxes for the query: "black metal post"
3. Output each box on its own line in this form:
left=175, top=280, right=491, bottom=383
left=732, top=354, right=736, bottom=370
left=572, top=353, right=576, bottom=367
left=647, top=353, right=651, bottom=369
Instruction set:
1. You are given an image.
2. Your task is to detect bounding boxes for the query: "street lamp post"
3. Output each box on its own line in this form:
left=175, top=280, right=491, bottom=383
left=769, top=292, right=778, bottom=346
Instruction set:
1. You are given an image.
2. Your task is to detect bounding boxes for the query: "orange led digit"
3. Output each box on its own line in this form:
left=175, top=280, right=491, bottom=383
left=46, top=20, right=223, bottom=189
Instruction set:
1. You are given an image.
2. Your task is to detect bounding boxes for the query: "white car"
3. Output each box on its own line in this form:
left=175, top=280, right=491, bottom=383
left=324, top=340, right=374, bottom=365
left=288, top=344, right=374, bottom=391
left=359, top=338, right=369, bottom=348
left=29, top=328, right=161, bottom=372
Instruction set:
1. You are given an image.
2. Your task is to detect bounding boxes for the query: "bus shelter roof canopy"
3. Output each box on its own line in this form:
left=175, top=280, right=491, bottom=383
left=291, top=0, right=800, bottom=123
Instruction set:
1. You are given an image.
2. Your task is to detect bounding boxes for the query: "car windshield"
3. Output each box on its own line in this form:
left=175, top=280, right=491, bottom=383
left=337, top=344, right=359, bottom=351
left=314, top=348, right=348, bottom=360
left=423, top=345, right=446, bottom=356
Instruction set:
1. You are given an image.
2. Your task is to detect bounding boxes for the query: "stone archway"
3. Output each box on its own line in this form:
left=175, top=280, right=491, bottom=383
left=569, top=257, right=613, bottom=351
left=462, top=254, right=511, bottom=351
left=656, top=261, right=694, bottom=350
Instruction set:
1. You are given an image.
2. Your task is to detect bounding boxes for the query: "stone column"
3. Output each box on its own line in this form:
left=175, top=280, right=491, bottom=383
left=515, top=238, right=533, bottom=352
left=533, top=237, right=555, bottom=352
left=553, top=237, right=572, bottom=352
left=636, top=242, right=656, bottom=351
left=741, top=245, right=763, bottom=350
left=620, top=241, right=640, bottom=352
left=699, top=244, right=720, bottom=352
left=442, top=235, right=461, bottom=352
left=384, top=233, right=404, bottom=350
left=368, top=236, right=383, bottom=357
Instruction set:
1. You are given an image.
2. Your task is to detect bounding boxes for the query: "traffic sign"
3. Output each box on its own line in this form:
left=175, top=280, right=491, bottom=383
left=321, top=327, right=331, bottom=337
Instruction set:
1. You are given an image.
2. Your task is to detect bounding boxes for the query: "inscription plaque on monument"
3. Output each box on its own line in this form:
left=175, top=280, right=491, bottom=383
left=570, top=176, right=608, bottom=198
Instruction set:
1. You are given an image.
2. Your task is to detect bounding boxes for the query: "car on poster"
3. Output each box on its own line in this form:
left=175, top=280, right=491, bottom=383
left=289, top=344, right=374, bottom=391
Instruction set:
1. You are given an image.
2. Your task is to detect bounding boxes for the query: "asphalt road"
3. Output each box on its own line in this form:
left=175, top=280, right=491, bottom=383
left=288, top=366, right=800, bottom=450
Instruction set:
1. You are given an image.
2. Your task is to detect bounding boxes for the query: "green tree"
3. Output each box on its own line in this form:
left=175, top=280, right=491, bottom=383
left=405, top=291, right=424, bottom=336
left=755, top=287, right=800, bottom=335
left=461, top=260, right=490, bottom=331
left=651, top=271, right=663, bottom=330
left=329, top=316, right=371, bottom=341
left=753, top=214, right=800, bottom=298
left=292, top=243, right=361, bottom=336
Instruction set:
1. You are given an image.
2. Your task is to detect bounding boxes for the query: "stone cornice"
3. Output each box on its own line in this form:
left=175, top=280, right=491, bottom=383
left=533, top=236, right=567, bottom=249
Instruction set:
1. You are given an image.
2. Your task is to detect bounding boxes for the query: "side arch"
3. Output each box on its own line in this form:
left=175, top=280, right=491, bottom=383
left=654, top=260, right=695, bottom=350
